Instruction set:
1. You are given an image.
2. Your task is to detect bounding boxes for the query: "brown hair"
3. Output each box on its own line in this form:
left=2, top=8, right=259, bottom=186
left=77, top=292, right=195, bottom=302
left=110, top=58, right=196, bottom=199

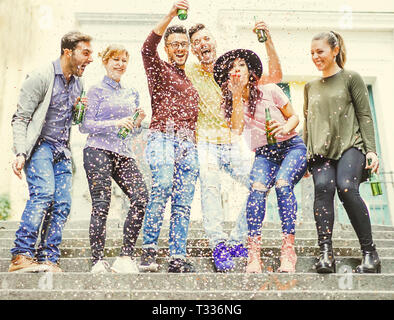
left=312, top=31, right=347, bottom=68
left=98, top=45, right=129, bottom=64
left=61, top=31, right=92, bottom=55
left=221, top=59, right=261, bottom=124
left=164, top=25, right=188, bottom=43
left=188, top=23, right=206, bottom=41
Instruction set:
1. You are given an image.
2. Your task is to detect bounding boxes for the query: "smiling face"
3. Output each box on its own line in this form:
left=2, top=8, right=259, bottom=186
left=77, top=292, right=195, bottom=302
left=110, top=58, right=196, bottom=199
left=311, top=38, right=339, bottom=72
left=229, top=58, right=250, bottom=88
left=190, top=28, right=217, bottom=66
left=104, top=51, right=129, bottom=82
left=165, top=33, right=190, bottom=68
left=68, top=41, right=93, bottom=77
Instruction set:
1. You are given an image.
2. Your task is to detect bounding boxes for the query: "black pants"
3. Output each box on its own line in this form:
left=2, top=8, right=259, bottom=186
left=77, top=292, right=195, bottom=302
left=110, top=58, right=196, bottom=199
left=83, top=147, right=149, bottom=264
left=309, top=148, right=374, bottom=251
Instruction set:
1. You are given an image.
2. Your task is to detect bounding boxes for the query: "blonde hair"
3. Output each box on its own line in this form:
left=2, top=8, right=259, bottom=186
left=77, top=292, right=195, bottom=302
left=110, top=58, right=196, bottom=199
left=98, top=45, right=129, bottom=64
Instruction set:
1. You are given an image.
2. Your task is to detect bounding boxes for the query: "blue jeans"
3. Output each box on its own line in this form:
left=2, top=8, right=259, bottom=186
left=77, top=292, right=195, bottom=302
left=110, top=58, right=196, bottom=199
left=198, top=141, right=250, bottom=248
left=247, top=136, right=307, bottom=236
left=11, top=141, right=72, bottom=263
left=142, top=132, right=199, bottom=258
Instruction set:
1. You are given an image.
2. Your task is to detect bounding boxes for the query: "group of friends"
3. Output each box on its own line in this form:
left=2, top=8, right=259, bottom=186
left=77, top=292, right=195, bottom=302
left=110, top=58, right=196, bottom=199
left=9, top=0, right=381, bottom=275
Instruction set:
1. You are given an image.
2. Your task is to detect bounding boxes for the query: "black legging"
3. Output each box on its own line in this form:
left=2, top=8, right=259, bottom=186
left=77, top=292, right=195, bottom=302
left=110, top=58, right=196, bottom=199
left=83, top=147, right=149, bottom=264
left=310, top=147, right=374, bottom=251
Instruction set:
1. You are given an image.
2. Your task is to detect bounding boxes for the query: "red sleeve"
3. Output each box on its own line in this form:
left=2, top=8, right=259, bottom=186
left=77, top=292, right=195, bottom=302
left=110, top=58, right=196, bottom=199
left=141, top=31, right=164, bottom=96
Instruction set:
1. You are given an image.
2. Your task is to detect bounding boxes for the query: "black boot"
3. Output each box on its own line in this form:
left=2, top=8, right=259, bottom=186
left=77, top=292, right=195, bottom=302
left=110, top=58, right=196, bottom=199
left=315, top=243, right=336, bottom=273
left=356, top=245, right=381, bottom=273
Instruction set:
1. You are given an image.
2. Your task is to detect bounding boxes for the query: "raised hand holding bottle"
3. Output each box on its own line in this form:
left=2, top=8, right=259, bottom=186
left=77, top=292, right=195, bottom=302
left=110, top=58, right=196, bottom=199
left=254, top=17, right=267, bottom=43
left=175, top=0, right=189, bottom=20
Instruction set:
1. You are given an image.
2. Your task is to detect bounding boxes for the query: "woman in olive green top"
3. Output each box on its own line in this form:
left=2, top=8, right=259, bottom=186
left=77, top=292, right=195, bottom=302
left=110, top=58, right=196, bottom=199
left=304, top=31, right=381, bottom=273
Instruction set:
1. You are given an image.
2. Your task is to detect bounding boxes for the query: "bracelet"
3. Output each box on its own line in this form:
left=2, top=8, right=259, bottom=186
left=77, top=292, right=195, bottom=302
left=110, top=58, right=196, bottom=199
left=16, top=153, right=26, bottom=159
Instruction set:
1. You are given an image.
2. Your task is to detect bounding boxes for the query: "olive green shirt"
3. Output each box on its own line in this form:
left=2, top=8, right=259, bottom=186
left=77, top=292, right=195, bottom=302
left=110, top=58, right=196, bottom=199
left=303, top=69, right=376, bottom=160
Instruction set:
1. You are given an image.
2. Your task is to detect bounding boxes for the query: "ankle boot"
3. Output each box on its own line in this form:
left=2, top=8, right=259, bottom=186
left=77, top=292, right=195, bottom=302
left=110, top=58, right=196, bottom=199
left=356, top=245, right=381, bottom=273
left=315, top=243, right=336, bottom=273
left=277, top=234, right=297, bottom=273
left=246, top=235, right=263, bottom=273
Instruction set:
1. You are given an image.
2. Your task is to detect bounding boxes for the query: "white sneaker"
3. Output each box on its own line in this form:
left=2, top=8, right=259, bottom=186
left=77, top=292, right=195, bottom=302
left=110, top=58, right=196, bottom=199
left=91, top=260, right=110, bottom=273
left=111, top=256, right=139, bottom=274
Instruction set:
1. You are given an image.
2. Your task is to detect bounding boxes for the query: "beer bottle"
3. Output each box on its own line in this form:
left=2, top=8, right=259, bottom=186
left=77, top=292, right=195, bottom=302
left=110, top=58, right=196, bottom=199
left=254, top=16, right=267, bottom=43
left=177, top=9, right=187, bottom=20
left=368, top=159, right=383, bottom=196
left=265, top=107, right=277, bottom=145
left=118, top=110, right=140, bottom=139
left=73, top=91, right=86, bottom=125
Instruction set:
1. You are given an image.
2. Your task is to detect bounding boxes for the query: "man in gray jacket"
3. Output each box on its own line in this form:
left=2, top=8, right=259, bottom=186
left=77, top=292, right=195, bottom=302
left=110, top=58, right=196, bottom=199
left=9, top=31, right=93, bottom=272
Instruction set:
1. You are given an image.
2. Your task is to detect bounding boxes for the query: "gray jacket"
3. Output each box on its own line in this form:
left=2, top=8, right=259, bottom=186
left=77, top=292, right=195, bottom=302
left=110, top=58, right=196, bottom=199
left=11, top=62, right=83, bottom=160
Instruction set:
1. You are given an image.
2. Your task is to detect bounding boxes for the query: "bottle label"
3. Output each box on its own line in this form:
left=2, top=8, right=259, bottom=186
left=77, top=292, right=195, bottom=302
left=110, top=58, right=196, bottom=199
left=72, top=91, right=86, bottom=125
left=257, top=29, right=267, bottom=43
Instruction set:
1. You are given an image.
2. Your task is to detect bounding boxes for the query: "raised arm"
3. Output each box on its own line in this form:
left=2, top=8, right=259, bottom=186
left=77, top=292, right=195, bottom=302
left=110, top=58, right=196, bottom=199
left=253, top=21, right=283, bottom=85
left=153, top=0, right=189, bottom=36
left=227, top=74, right=245, bottom=135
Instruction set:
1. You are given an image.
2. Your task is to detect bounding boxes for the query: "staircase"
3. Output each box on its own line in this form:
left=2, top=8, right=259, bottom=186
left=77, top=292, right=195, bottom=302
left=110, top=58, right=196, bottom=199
left=0, top=219, right=393, bottom=300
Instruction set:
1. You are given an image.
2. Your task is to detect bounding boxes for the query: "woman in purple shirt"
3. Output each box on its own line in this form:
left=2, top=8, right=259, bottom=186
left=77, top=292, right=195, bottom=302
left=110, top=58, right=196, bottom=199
left=80, top=45, right=148, bottom=274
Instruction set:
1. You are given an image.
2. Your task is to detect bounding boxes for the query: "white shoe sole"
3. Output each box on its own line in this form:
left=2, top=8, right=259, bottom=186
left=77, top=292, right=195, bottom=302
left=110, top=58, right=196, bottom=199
left=10, top=265, right=50, bottom=273
left=90, top=270, right=109, bottom=274
left=110, top=267, right=139, bottom=274
left=139, top=263, right=159, bottom=272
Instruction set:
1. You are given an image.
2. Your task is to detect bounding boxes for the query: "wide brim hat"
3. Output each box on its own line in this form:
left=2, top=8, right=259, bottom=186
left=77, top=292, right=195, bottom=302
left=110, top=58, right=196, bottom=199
left=213, top=49, right=263, bottom=87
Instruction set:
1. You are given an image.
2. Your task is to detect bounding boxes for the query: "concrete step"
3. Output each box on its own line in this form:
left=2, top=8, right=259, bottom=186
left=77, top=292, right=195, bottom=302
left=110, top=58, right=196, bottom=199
left=1, top=228, right=393, bottom=240
left=2, top=256, right=393, bottom=273
left=0, top=289, right=130, bottom=300
left=0, top=273, right=393, bottom=293
left=1, top=220, right=393, bottom=232
left=1, top=246, right=393, bottom=259
left=0, top=289, right=393, bottom=300
left=126, top=290, right=394, bottom=300
left=1, top=237, right=393, bottom=249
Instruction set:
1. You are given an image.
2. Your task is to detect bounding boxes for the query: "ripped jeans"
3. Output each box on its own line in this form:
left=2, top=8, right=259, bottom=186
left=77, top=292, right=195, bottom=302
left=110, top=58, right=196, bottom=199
left=247, top=136, right=307, bottom=236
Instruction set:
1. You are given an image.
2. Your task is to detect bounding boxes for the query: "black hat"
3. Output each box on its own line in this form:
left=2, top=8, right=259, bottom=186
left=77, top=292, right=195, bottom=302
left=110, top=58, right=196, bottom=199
left=213, top=49, right=263, bottom=87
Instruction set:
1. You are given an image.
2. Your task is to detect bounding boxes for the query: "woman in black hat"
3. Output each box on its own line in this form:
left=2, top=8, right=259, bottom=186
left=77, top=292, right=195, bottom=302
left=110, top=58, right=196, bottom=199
left=214, top=49, right=307, bottom=273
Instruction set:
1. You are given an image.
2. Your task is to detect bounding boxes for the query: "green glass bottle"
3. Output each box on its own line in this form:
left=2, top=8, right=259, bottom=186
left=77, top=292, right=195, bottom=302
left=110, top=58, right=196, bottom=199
left=265, top=107, right=277, bottom=145
left=73, top=91, right=86, bottom=125
left=177, top=9, right=187, bottom=20
left=254, top=16, right=267, bottom=43
left=368, top=159, right=383, bottom=196
left=118, top=110, right=140, bottom=139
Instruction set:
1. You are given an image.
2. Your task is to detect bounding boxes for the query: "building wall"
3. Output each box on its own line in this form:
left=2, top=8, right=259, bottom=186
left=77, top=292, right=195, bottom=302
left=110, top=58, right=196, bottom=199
left=0, top=0, right=393, bottom=224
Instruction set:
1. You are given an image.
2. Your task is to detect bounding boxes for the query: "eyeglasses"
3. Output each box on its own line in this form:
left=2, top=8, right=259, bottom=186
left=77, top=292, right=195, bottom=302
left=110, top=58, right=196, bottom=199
left=166, top=41, right=189, bottom=49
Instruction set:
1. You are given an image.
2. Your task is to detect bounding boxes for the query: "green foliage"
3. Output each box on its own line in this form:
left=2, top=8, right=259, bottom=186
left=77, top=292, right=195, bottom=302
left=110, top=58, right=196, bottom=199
left=0, top=194, right=11, bottom=221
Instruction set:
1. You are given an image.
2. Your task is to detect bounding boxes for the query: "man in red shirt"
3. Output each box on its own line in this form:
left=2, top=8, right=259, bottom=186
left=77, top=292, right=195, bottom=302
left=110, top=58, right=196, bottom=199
left=139, top=0, right=199, bottom=273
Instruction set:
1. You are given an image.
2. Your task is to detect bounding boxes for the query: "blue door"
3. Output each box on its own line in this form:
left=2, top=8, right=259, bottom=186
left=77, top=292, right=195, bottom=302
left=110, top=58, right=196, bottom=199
left=336, top=85, right=391, bottom=226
